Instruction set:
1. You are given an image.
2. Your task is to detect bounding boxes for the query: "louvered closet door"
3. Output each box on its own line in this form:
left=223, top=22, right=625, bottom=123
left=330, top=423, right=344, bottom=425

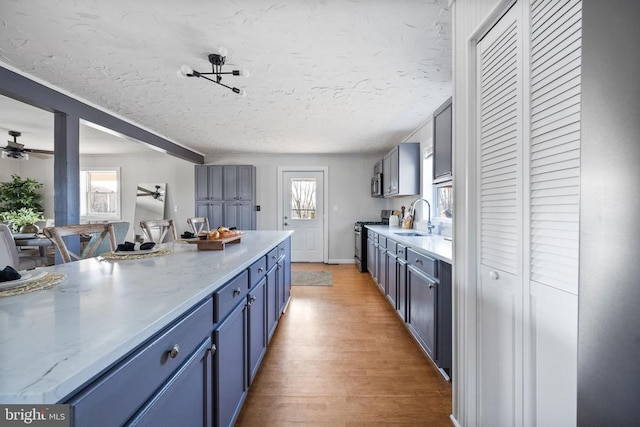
left=528, top=0, right=581, bottom=425
left=476, top=3, right=524, bottom=427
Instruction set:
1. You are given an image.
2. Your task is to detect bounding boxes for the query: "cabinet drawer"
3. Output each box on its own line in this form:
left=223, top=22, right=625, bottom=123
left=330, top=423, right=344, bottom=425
left=68, top=298, right=213, bottom=427
left=386, top=239, right=397, bottom=255
left=266, top=246, right=280, bottom=269
left=407, top=248, right=438, bottom=278
left=248, top=256, right=267, bottom=290
left=214, top=270, right=249, bottom=323
left=378, top=236, right=387, bottom=249
left=396, top=244, right=408, bottom=260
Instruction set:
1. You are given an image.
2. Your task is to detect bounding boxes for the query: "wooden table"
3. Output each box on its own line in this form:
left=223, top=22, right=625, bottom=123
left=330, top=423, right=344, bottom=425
left=13, top=233, right=54, bottom=260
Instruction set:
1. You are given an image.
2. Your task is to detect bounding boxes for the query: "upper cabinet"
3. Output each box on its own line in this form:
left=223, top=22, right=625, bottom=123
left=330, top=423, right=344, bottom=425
left=195, top=165, right=256, bottom=230
left=195, top=165, right=223, bottom=201
left=223, top=165, right=254, bottom=201
left=433, top=97, right=452, bottom=185
left=382, top=142, right=420, bottom=197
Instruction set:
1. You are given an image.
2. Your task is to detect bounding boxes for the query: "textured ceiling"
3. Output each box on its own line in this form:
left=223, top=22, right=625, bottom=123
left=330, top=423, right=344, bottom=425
left=0, top=0, right=451, bottom=156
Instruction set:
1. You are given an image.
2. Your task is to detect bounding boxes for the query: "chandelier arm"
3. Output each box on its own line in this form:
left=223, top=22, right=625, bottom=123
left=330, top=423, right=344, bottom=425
left=197, top=74, right=238, bottom=92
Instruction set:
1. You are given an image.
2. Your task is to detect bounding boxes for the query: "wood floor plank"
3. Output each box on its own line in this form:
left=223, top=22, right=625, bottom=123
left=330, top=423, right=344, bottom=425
left=235, top=263, right=452, bottom=426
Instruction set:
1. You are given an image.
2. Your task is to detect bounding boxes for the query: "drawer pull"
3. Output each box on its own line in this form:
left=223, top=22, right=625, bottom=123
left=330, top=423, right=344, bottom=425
left=232, top=288, right=242, bottom=296
left=258, top=267, right=264, bottom=273
left=210, top=344, right=217, bottom=355
left=168, top=344, right=180, bottom=359
left=415, top=258, right=423, bottom=264
left=248, top=295, right=257, bottom=306
left=398, top=250, right=404, bottom=254
left=428, top=283, right=434, bottom=289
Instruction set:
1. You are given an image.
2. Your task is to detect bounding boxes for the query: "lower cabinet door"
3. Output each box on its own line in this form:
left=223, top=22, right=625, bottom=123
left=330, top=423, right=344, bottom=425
left=407, top=265, right=437, bottom=359
left=266, top=265, right=278, bottom=341
left=214, top=302, right=247, bottom=427
left=387, top=253, right=398, bottom=308
left=127, top=338, right=213, bottom=427
left=277, top=260, right=286, bottom=315
left=247, top=278, right=267, bottom=385
left=397, top=259, right=408, bottom=321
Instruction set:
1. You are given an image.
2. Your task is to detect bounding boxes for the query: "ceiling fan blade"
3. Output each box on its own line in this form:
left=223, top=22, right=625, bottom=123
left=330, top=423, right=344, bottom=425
left=24, top=148, right=54, bottom=155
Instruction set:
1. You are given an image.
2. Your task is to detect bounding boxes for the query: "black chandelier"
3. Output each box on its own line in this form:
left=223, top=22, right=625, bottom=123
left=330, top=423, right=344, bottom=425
left=178, top=47, right=249, bottom=96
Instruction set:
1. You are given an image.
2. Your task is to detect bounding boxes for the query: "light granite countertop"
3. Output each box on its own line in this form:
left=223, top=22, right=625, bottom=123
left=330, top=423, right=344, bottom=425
left=365, top=225, right=453, bottom=264
left=0, top=230, right=292, bottom=404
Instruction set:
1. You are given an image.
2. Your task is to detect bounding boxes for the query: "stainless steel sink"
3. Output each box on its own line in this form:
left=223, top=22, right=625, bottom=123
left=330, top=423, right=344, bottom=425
left=393, top=231, right=427, bottom=237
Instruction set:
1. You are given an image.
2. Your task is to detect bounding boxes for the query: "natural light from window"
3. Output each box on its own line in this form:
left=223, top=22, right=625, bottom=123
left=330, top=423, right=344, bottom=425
left=290, top=178, right=316, bottom=220
left=80, top=168, right=121, bottom=221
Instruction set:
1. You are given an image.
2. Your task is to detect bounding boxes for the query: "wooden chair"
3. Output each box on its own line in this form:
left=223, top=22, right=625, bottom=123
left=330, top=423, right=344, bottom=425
left=187, top=217, right=210, bottom=234
left=139, top=219, right=177, bottom=243
left=43, top=223, right=117, bottom=263
left=81, top=222, right=130, bottom=258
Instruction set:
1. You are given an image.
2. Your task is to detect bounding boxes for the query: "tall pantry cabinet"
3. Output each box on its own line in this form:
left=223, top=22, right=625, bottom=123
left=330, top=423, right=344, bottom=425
left=195, top=165, right=256, bottom=230
left=475, top=1, right=581, bottom=426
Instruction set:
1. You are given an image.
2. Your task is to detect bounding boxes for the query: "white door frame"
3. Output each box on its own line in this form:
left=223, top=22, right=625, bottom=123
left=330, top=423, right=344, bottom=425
left=277, top=166, right=329, bottom=264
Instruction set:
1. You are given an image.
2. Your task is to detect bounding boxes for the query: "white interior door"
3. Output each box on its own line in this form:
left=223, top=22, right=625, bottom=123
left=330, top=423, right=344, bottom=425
left=282, top=170, right=324, bottom=262
left=476, top=3, right=524, bottom=426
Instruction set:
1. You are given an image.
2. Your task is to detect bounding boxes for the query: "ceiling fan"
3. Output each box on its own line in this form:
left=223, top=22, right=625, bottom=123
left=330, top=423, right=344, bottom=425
left=1, top=130, right=54, bottom=160
left=137, top=185, right=164, bottom=201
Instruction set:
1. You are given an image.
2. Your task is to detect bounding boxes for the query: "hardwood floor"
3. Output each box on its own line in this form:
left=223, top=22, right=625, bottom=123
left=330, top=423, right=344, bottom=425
left=235, top=263, right=452, bottom=426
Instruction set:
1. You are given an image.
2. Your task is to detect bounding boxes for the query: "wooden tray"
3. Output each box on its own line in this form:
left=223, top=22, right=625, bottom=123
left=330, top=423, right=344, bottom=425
left=183, top=233, right=243, bottom=250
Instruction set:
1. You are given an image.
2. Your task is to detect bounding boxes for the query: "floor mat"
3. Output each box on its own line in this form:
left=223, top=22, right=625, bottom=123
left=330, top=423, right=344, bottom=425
left=291, top=270, right=333, bottom=286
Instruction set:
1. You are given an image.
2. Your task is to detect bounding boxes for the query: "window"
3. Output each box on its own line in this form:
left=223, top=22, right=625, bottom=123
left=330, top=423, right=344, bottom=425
left=80, top=168, right=121, bottom=221
left=290, top=178, right=316, bottom=219
left=435, top=185, right=453, bottom=220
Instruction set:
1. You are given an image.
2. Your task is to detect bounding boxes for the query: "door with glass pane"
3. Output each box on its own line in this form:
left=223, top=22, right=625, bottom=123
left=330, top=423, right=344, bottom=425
left=282, top=171, right=324, bottom=262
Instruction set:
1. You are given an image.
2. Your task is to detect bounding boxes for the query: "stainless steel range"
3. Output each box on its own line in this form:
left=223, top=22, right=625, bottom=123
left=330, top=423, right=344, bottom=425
left=354, top=212, right=389, bottom=272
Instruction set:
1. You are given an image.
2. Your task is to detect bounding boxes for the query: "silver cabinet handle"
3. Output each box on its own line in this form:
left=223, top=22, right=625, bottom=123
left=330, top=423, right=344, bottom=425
left=415, top=258, right=423, bottom=264
left=233, top=288, right=241, bottom=296
left=168, top=344, right=180, bottom=359
left=258, top=267, right=264, bottom=273
left=428, top=283, right=434, bottom=289
left=210, top=344, right=217, bottom=355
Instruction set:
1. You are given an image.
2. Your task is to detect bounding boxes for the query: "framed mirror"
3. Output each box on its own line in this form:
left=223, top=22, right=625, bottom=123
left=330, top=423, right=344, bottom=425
left=134, top=183, right=166, bottom=242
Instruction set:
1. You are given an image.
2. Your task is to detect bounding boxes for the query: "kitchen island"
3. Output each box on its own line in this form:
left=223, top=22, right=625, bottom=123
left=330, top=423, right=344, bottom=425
left=0, top=230, right=292, bottom=426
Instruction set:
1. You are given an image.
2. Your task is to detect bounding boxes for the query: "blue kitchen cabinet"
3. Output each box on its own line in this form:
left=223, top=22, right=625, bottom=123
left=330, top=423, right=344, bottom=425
left=195, top=165, right=256, bottom=230
left=223, top=202, right=253, bottom=230
left=266, top=264, right=279, bottom=342
left=396, top=244, right=408, bottom=321
left=196, top=201, right=223, bottom=229
left=214, top=301, right=247, bottom=427
left=386, top=239, right=398, bottom=308
left=67, top=299, right=213, bottom=427
left=127, top=337, right=213, bottom=426
left=377, top=236, right=387, bottom=294
left=436, top=261, right=452, bottom=378
left=280, top=237, right=291, bottom=311
left=247, top=277, right=267, bottom=385
left=367, top=231, right=377, bottom=281
left=407, top=249, right=438, bottom=360
left=195, top=165, right=223, bottom=202
left=223, top=165, right=254, bottom=201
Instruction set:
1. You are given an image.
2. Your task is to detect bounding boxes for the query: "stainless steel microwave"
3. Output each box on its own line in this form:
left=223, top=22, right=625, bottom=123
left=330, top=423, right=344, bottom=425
left=371, top=173, right=383, bottom=197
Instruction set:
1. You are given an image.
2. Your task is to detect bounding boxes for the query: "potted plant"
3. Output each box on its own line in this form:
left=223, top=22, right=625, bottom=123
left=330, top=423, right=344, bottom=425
left=0, top=174, right=45, bottom=233
left=0, top=207, right=44, bottom=233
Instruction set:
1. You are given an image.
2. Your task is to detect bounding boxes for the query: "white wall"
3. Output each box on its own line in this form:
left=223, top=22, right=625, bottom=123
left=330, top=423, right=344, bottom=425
left=205, top=152, right=387, bottom=263
left=1, top=153, right=196, bottom=241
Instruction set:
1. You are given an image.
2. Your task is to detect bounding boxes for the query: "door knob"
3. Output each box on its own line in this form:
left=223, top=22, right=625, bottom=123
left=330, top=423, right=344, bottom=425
left=489, top=271, right=499, bottom=280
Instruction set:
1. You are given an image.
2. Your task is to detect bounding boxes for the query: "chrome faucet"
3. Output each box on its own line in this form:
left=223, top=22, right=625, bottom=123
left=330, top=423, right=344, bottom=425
left=409, top=197, right=435, bottom=234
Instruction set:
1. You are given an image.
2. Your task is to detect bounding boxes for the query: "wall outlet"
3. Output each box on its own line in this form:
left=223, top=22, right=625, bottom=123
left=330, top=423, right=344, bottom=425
left=173, top=205, right=178, bottom=212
